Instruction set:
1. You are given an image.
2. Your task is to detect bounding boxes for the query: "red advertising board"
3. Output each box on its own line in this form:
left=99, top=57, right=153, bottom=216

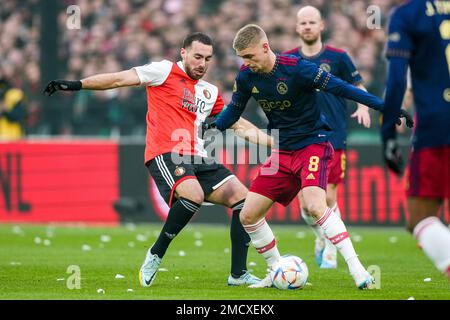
left=0, top=140, right=119, bottom=224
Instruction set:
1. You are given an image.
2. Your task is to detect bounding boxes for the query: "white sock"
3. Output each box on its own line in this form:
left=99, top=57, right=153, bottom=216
left=331, top=203, right=342, bottom=218
left=413, top=216, right=450, bottom=273
left=317, top=208, right=365, bottom=274
left=243, top=219, right=280, bottom=267
left=301, top=208, right=325, bottom=240
left=322, top=204, right=340, bottom=263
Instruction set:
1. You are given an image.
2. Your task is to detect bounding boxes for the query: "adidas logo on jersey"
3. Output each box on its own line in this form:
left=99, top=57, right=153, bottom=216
left=252, top=86, right=259, bottom=94
left=306, top=173, right=315, bottom=180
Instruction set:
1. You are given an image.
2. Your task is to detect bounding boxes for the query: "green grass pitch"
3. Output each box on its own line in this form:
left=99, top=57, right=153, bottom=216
left=0, top=223, right=449, bottom=300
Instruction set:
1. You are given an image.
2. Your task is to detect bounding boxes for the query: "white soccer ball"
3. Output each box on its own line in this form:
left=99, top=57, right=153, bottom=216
left=270, top=254, right=309, bottom=290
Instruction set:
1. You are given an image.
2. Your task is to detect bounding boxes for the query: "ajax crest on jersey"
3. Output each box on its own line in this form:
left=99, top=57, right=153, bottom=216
left=270, top=254, right=309, bottom=290
left=277, top=82, right=288, bottom=95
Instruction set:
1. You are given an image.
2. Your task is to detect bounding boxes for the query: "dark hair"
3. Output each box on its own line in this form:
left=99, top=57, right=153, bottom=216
left=182, top=32, right=213, bottom=49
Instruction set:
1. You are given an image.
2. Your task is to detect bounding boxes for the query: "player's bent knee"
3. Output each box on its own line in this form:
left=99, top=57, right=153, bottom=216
left=303, top=202, right=325, bottom=219
left=180, top=191, right=204, bottom=205
left=239, top=210, right=257, bottom=226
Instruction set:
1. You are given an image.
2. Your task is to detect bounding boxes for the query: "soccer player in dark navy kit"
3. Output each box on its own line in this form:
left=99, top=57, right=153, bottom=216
left=214, top=24, right=412, bottom=289
left=382, top=0, right=450, bottom=278
left=284, top=6, right=372, bottom=269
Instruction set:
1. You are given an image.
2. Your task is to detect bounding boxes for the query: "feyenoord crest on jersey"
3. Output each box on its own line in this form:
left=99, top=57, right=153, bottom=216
left=203, top=89, right=211, bottom=100
left=174, top=166, right=186, bottom=177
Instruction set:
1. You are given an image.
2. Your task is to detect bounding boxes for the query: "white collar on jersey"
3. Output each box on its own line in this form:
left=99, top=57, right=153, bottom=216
left=177, top=61, right=186, bottom=73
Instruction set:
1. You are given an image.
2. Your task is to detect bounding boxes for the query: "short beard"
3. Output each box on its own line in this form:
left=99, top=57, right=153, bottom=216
left=301, top=37, right=319, bottom=46
left=185, top=65, right=203, bottom=80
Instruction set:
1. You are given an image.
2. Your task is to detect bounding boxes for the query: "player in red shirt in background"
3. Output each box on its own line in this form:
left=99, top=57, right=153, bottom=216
left=382, top=0, right=450, bottom=278
left=44, top=32, right=272, bottom=287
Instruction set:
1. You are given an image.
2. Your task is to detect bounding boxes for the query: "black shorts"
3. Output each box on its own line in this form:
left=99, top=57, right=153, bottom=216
left=147, top=153, right=235, bottom=207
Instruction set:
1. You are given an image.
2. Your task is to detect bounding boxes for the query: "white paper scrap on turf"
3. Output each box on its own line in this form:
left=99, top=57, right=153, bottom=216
left=100, top=235, right=111, bottom=243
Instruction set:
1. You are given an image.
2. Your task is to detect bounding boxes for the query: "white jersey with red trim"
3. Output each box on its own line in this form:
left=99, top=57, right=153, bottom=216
left=134, top=60, right=225, bottom=163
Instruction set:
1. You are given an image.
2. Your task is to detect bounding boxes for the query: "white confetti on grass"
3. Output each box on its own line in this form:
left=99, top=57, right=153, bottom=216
left=56, top=278, right=65, bottom=282
left=10, top=262, right=22, bottom=266
left=12, top=226, right=24, bottom=236
left=408, top=297, right=415, bottom=300
left=97, top=289, right=105, bottom=294
left=34, top=237, right=42, bottom=245
left=158, top=268, right=169, bottom=272
left=194, top=232, right=203, bottom=239
left=423, top=278, right=432, bottom=282
left=195, top=240, right=203, bottom=247
left=82, top=244, right=92, bottom=251
left=115, top=274, right=125, bottom=279
left=43, top=239, right=51, bottom=246
left=296, top=232, right=306, bottom=239
left=127, top=289, right=134, bottom=292
left=224, top=248, right=230, bottom=254
left=128, top=241, right=135, bottom=248
left=136, top=234, right=147, bottom=242
left=352, top=235, right=362, bottom=243
left=174, top=276, right=180, bottom=280
left=249, top=262, right=257, bottom=267
left=100, top=235, right=111, bottom=243
left=389, top=236, right=398, bottom=243
left=178, top=250, right=186, bottom=257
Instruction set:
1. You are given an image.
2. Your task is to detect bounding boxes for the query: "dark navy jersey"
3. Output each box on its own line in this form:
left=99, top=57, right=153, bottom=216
left=216, top=54, right=384, bottom=151
left=383, top=0, right=450, bottom=149
left=284, top=45, right=362, bottom=150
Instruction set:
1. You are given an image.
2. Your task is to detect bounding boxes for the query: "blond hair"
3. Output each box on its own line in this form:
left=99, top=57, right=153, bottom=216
left=233, top=24, right=267, bottom=51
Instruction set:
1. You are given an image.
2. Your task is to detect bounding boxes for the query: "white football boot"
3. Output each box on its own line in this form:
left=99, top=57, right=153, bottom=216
left=139, top=248, right=162, bottom=287
left=314, top=237, right=325, bottom=266
left=320, top=240, right=337, bottom=269
left=248, top=272, right=273, bottom=288
left=352, top=270, right=375, bottom=290
left=227, top=271, right=261, bottom=286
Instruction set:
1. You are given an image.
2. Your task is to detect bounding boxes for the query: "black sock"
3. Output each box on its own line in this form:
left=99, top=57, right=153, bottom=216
left=230, top=199, right=250, bottom=278
left=151, top=197, right=201, bottom=259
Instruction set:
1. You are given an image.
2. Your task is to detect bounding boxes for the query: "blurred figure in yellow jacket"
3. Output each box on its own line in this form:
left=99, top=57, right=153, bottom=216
left=0, top=78, right=26, bottom=140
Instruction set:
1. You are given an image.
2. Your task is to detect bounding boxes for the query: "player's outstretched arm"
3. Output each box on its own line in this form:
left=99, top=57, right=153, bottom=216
left=318, top=71, right=384, bottom=111
left=43, top=69, right=141, bottom=96
left=231, top=117, right=273, bottom=148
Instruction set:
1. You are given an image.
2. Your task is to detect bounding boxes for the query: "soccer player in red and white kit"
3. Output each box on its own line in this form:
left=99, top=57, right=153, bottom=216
left=284, top=6, right=372, bottom=269
left=382, top=0, right=450, bottom=278
left=44, top=33, right=272, bottom=287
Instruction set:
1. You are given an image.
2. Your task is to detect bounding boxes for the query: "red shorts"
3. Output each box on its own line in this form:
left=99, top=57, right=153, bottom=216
left=406, top=146, right=450, bottom=198
left=328, top=149, right=346, bottom=185
left=249, top=142, right=334, bottom=207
